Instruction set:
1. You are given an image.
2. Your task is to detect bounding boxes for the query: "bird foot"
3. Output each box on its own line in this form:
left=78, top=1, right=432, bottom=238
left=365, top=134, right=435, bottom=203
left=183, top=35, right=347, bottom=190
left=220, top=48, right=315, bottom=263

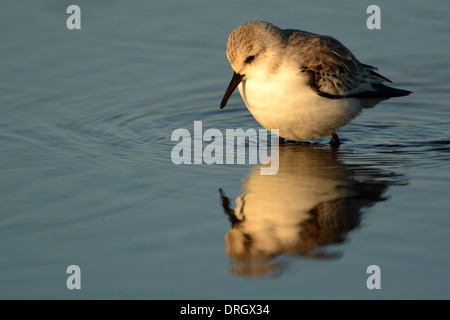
left=329, top=131, right=341, bottom=148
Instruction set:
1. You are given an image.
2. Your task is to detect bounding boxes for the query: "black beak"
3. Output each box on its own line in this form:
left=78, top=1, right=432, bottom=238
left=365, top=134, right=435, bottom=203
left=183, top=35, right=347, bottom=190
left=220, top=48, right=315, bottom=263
left=220, top=71, right=244, bottom=109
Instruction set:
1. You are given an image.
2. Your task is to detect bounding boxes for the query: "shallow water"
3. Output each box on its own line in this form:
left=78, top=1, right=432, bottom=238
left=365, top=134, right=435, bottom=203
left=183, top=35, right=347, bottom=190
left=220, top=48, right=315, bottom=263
left=1, top=0, right=450, bottom=299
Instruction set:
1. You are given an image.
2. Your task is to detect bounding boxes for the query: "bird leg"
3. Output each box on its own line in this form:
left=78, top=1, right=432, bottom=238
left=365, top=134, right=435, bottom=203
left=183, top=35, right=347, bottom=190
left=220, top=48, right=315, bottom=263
left=329, top=131, right=341, bottom=148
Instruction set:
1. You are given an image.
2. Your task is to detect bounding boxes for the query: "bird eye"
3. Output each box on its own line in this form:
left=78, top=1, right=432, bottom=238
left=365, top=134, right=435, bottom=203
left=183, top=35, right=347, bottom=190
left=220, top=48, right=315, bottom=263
left=245, top=55, right=255, bottom=64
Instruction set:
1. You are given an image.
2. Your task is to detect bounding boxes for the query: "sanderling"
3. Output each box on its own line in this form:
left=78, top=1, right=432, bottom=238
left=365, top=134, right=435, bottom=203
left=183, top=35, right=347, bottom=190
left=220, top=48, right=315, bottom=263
left=220, top=21, right=411, bottom=146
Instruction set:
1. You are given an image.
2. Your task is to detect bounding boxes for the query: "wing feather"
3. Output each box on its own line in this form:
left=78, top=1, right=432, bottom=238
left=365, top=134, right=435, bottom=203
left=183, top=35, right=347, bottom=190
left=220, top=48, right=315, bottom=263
left=284, top=30, right=410, bottom=99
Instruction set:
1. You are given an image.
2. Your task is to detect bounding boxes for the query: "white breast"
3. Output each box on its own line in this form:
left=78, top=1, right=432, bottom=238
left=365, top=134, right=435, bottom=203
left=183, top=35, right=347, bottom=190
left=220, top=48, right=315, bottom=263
left=238, top=64, right=364, bottom=140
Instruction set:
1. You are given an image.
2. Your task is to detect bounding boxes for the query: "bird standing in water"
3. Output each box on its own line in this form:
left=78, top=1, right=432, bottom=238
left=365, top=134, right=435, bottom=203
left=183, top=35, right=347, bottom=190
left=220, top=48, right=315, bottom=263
left=220, top=21, right=411, bottom=147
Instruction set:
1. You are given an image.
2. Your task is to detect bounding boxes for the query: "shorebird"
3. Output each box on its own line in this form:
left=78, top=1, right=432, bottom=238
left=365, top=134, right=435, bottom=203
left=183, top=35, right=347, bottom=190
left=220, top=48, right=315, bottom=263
left=220, top=21, right=411, bottom=146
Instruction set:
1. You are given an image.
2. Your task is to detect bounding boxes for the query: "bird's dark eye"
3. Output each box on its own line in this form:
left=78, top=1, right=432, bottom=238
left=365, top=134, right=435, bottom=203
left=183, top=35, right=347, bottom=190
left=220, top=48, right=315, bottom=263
left=245, top=55, right=255, bottom=64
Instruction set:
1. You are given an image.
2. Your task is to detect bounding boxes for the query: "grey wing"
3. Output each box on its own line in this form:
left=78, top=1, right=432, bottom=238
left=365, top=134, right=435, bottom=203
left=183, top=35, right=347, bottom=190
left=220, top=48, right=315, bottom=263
left=286, top=30, right=410, bottom=99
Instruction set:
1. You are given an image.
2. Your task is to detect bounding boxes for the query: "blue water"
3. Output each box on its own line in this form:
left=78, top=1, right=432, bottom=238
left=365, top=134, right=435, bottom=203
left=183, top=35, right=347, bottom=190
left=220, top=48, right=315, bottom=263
left=1, top=0, right=450, bottom=299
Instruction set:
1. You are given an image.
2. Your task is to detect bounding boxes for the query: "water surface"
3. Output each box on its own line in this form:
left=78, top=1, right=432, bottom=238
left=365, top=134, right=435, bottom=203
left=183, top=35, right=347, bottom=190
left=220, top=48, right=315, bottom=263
left=1, top=0, right=450, bottom=299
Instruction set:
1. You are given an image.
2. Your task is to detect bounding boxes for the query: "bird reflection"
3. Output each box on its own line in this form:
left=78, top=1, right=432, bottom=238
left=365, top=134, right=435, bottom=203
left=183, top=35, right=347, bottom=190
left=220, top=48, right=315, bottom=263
left=219, top=144, right=406, bottom=277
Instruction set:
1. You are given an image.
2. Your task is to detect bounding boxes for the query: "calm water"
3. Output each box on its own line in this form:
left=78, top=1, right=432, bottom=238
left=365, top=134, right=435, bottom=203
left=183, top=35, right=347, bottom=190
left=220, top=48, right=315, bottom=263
left=1, top=0, right=450, bottom=299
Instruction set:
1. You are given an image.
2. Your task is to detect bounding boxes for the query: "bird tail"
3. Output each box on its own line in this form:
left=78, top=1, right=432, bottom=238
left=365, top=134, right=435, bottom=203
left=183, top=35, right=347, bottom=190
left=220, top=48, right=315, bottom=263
left=348, top=83, right=412, bottom=99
